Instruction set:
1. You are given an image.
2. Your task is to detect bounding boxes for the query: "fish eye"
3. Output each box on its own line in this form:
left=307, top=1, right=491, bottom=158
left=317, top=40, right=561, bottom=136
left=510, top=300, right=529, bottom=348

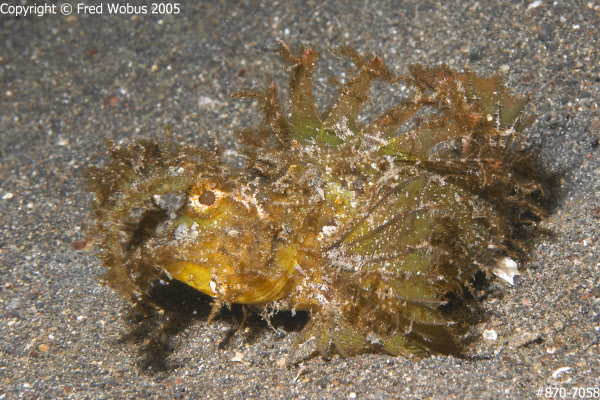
left=198, top=190, right=216, bottom=206
left=189, top=183, right=221, bottom=213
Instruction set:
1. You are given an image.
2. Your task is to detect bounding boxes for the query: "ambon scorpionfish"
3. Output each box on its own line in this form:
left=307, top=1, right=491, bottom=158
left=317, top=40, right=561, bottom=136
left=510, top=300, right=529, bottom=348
left=86, top=41, right=546, bottom=359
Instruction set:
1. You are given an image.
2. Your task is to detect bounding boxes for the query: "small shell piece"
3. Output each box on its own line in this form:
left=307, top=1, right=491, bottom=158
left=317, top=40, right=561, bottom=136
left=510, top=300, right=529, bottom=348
left=493, top=257, right=520, bottom=285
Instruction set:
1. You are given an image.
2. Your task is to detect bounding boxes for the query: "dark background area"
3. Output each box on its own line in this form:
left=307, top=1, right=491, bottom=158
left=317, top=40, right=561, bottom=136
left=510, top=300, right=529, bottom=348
left=1, top=1, right=599, bottom=398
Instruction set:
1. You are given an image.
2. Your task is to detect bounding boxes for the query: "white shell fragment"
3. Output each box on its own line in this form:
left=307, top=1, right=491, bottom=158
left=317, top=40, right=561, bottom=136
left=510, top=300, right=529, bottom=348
left=551, top=367, right=571, bottom=379
left=493, top=257, right=520, bottom=285
left=527, top=0, right=543, bottom=10
left=483, top=329, right=498, bottom=341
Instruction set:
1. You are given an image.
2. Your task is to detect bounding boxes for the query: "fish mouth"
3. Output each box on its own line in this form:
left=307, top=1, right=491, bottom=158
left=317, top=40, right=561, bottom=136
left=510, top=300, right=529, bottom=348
left=164, top=243, right=302, bottom=305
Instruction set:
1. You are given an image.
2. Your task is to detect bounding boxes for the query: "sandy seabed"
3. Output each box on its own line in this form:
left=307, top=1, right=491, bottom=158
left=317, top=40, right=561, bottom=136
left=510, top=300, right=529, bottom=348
left=1, top=1, right=599, bottom=398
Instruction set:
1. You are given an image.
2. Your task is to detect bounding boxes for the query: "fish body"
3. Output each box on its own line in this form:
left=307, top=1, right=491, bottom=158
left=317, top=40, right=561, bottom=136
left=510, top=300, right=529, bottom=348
left=87, top=42, right=542, bottom=358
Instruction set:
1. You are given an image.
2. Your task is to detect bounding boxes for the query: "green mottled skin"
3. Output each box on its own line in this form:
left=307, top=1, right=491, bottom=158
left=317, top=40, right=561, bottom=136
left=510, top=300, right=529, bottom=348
left=86, top=41, right=543, bottom=359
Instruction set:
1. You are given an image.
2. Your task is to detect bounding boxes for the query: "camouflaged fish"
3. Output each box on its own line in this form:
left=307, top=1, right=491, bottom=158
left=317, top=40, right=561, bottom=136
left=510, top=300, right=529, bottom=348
left=86, top=41, right=545, bottom=359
